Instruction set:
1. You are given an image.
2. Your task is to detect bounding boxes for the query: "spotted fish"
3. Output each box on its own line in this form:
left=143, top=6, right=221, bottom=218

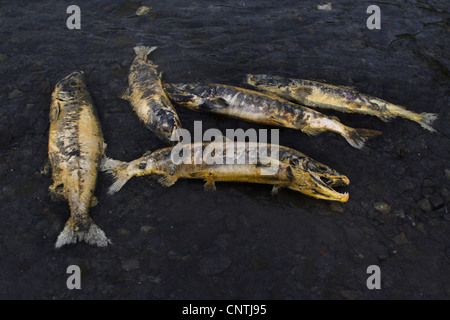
left=121, top=46, right=182, bottom=143
left=246, top=74, right=438, bottom=132
left=165, top=83, right=381, bottom=149
left=48, top=71, right=110, bottom=248
left=101, top=141, right=350, bottom=202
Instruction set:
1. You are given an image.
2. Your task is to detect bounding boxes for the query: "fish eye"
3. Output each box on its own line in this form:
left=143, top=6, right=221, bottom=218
left=69, top=80, right=78, bottom=87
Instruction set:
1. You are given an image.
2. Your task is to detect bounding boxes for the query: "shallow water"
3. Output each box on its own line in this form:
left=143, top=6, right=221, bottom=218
left=0, top=0, right=449, bottom=299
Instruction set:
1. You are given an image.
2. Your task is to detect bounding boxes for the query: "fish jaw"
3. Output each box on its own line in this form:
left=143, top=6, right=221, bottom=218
left=289, top=158, right=350, bottom=202
left=52, top=71, right=86, bottom=101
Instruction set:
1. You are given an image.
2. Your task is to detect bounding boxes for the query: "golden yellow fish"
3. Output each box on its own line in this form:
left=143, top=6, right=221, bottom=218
left=246, top=74, right=438, bottom=132
left=48, top=71, right=110, bottom=248
left=165, top=83, right=381, bottom=149
left=122, top=46, right=182, bottom=144
left=101, top=141, right=350, bottom=202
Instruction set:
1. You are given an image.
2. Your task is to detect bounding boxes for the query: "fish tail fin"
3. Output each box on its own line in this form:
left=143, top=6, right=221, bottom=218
left=55, top=216, right=110, bottom=248
left=133, top=45, right=158, bottom=58
left=343, top=128, right=383, bottom=149
left=417, top=112, right=438, bottom=132
left=100, top=157, right=133, bottom=195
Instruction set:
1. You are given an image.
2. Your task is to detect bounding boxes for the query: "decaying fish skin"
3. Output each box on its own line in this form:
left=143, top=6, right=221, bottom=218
left=122, top=45, right=182, bottom=143
left=49, top=71, right=110, bottom=248
left=246, top=74, right=438, bottom=132
left=164, top=83, right=381, bottom=149
left=100, top=142, right=350, bottom=202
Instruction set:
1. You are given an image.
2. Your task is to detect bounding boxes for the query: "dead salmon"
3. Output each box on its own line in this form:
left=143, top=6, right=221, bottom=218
left=100, top=142, right=350, bottom=202
left=164, top=83, right=381, bottom=149
left=121, top=45, right=182, bottom=143
left=48, top=71, right=110, bottom=248
left=246, top=74, right=438, bottom=132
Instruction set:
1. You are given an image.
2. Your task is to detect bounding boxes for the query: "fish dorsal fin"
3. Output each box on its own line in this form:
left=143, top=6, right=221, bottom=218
left=203, top=179, right=216, bottom=192
left=121, top=87, right=131, bottom=101
left=157, top=174, right=178, bottom=187
left=50, top=101, right=60, bottom=122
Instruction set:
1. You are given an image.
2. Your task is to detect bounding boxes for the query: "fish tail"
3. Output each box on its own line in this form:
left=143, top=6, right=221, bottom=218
left=133, top=45, right=158, bottom=58
left=343, top=128, right=382, bottom=149
left=55, top=216, right=110, bottom=248
left=417, top=112, right=438, bottom=132
left=100, top=157, right=133, bottom=195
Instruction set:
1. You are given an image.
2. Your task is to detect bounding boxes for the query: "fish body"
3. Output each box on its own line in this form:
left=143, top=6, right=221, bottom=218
left=122, top=46, right=182, bottom=143
left=165, top=83, right=380, bottom=149
left=101, top=142, right=350, bottom=202
left=246, top=74, right=438, bottom=132
left=48, top=71, right=110, bottom=248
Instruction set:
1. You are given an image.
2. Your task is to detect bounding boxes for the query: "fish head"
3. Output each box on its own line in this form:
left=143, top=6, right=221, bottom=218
left=52, top=71, right=87, bottom=101
left=152, top=109, right=182, bottom=144
left=245, top=74, right=286, bottom=89
left=164, top=83, right=207, bottom=108
left=289, top=156, right=350, bottom=202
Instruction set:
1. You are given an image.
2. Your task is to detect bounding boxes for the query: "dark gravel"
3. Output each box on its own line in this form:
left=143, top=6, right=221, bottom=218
left=0, top=0, right=449, bottom=299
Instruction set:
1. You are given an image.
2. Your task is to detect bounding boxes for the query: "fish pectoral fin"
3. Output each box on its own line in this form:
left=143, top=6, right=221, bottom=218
left=271, top=185, right=281, bottom=196
left=157, top=175, right=178, bottom=187
left=121, top=87, right=132, bottom=101
left=201, top=98, right=228, bottom=110
left=203, top=180, right=217, bottom=192
left=267, top=116, right=285, bottom=127
left=49, top=101, right=60, bottom=122
left=90, top=196, right=99, bottom=207
left=49, top=183, right=65, bottom=202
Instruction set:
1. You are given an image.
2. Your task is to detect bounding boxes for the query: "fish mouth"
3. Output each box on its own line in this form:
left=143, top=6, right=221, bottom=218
left=305, top=171, right=350, bottom=202
left=53, top=71, right=86, bottom=101
left=289, top=157, right=350, bottom=202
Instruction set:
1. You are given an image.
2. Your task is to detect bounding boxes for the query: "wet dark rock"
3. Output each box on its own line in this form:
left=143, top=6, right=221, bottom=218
left=373, top=202, right=391, bottom=214
left=393, top=232, right=408, bottom=245
left=428, top=196, right=444, bottom=210
left=121, top=258, right=140, bottom=271
left=329, top=202, right=345, bottom=213
left=417, top=198, right=432, bottom=212
left=445, top=169, right=450, bottom=179
left=398, top=180, right=416, bottom=192
left=199, top=255, right=231, bottom=275
left=0, top=54, right=9, bottom=62
left=428, top=219, right=440, bottom=227
left=8, top=89, right=23, bottom=100
left=340, top=289, right=362, bottom=300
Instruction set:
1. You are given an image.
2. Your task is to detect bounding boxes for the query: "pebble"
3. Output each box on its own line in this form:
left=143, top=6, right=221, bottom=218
left=393, top=232, right=408, bottom=245
left=340, top=289, right=361, bottom=300
left=199, top=255, right=231, bottom=275
left=136, top=6, right=151, bottom=16
left=417, top=198, right=431, bottom=212
left=117, top=228, right=131, bottom=236
left=0, top=54, right=9, bottom=62
left=121, top=259, right=140, bottom=271
left=444, top=169, right=450, bottom=179
left=8, top=89, right=23, bottom=100
left=428, top=219, right=440, bottom=227
left=443, top=214, right=450, bottom=221
left=329, top=202, right=345, bottom=213
left=428, top=196, right=444, bottom=210
left=317, top=3, right=332, bottom=10
left=373, top=202, right=391, bottom=214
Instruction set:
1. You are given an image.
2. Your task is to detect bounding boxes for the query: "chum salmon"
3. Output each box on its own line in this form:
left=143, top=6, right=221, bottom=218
left=48, top=71, right=110, bottom=248
left=122, top=46, right=182, bottom=144
left=165, top=83, right=381, bottom=149
left=246, top=74, right=438, bottom=132
left=101, top=141, right=350, bottom=202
